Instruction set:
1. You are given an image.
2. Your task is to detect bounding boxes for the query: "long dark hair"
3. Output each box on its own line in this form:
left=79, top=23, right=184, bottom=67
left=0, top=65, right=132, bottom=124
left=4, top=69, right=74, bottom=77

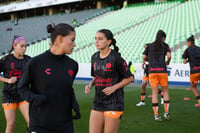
left=47, top=23, right=75, bottom=44
left=153, top=30, right=166, bottom=52
left=187, top=35, right=195, bottom=45
left=97, top=29, right=120, bottom=55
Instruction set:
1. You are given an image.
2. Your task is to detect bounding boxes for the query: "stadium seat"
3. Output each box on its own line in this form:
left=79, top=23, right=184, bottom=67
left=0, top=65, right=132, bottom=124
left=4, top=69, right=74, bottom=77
left=15, top=0, right=200, bottom=64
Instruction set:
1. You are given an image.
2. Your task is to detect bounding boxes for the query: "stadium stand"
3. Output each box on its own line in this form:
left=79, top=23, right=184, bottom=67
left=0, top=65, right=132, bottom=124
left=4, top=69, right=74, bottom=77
left=72, top=0, right=199, bottom=64
left=173, top=35, right=200, bottom=64
left=0, top=8, right=111, bottom=53
left=26, top=1, right=180, bottom=61
left=0, top=0, right=81, bottom=14
left=117, top=0, right=200, bottom=63
left=1, top=0, right=200, bottom=64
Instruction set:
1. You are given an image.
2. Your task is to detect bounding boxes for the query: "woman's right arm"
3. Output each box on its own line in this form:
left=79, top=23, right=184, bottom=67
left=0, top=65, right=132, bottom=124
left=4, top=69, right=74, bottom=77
left=17, top=61, right=47, bottom=106
left=0, top=76, right=17, bottom=84
left=85, top=77, right=96, bottom=94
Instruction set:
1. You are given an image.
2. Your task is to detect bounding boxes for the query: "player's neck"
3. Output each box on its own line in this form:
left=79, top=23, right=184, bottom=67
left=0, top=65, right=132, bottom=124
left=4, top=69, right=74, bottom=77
left=100, top=48, right=111, bottom=59
left=13, top=52, right=24, bottom=59
left=50, top=46, right=64, bottom=55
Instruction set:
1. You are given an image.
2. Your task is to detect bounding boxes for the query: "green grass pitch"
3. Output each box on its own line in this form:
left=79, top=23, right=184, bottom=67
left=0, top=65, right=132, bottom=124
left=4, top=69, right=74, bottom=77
left=0, top=81, right=200, bottom=133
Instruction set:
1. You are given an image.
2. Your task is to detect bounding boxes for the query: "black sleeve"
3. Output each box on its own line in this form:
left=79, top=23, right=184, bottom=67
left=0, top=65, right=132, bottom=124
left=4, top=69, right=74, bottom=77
left=143, top=46, right=148, bottom=56
left=164, top=45, right=170, bottom=54
left=182, top=49, right=188, bottom=59
left=168, top=46, right=171, bottom=53
left=0, top=58, right=4, bottom=73
left=165, top=43, right=171, bottom=53
left=91, top=56, right=95, bottom=77
left=17, top=60, right=47, bottom=106
left=73, top=62, right=79, bottom=80
left=72, top=62, right=81, bottom=119
left=116, top=56, right=132, bottom=79
left=72, top=88, right=81, bottom=120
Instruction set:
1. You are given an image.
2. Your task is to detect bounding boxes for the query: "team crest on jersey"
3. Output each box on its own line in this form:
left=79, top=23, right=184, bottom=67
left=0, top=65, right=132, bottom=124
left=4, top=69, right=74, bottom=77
left=104, top=63, right=112, bottom=72
left=106, top=63, right=112, bottom=69
left=68, top=69, right=74, bottom=77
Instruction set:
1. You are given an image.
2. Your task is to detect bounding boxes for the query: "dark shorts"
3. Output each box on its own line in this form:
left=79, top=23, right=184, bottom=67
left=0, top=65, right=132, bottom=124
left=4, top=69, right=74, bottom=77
left=29, top=121, right=74, bottom=133
left=92, top=102, right=124, bottom=112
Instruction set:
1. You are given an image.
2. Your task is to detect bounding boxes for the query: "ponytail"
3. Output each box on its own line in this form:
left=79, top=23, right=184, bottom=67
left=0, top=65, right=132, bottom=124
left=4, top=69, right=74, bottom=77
left=111, top=38, right=120, bottom=55
left=153, top=30, right=166, bottom=52
left=47, top=23, right=75, bottom=45
left=97, top=29, right=121, bottom=55
left=187, top=35, right=195, bottom=45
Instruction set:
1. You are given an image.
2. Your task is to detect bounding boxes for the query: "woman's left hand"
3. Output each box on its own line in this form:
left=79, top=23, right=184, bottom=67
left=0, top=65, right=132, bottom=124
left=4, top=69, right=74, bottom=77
left=102, top=87, right=116, bottom=95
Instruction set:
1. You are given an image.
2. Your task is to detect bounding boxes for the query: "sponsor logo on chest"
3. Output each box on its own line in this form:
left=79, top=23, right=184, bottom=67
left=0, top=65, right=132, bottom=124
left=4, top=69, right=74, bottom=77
left=94, top=62, right=113, bottom=72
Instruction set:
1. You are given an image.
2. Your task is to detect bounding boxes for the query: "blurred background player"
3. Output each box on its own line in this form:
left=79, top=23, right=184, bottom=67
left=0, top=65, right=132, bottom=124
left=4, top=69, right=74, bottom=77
left=85, top=29, right=133, bottom=133
left=72, top=19, right=78, bottom=28
left=18, top=23, right=80, bottom=133
left=182, top=35, right=200, bottom=107
left=136, top=43, right=164, bottom=107
left=143, top=30, right=171, bottom=121
left=0, top=36, right=30, bottom=133
left=128, top=61, right=136, bottom=81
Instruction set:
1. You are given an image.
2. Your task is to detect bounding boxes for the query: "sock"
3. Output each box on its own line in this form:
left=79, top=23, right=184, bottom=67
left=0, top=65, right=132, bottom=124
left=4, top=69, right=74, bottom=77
left=26, top=127, right=29, bottom=133
left=158, top=89, right=163, bottom=98
left=164, top=101, right=170, bottom=114
left=196, top=96, right=200, bottom=104
left=152, top=103, right=159, bottom=116
left=141, top=93, right=146, bottom=102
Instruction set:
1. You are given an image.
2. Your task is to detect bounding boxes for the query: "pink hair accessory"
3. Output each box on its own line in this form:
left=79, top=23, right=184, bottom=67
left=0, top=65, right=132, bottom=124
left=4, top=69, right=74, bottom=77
left=13, top=36, right=26, bottom=47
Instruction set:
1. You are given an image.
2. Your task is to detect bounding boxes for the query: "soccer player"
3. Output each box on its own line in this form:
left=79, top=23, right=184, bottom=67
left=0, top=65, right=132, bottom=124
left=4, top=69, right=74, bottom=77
left=143, top=30, right=171, bottom=121
left=136, top=44, right=164, bottom=107
left=128, top=61, right=136, bottom=80
left=0, top=35, right=30, bottom=133
left=18, top=23, right=80, bottom=133
left=85, top=29, right=133, bottom=133
left=182, top=35, right=200, bottom=107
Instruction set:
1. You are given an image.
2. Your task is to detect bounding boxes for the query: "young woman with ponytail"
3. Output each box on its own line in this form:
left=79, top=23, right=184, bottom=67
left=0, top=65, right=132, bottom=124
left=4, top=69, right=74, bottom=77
left=143, top=30, right=171, bottom=121
left=182, top=35, right=200, bottom=107
left=18, top=23, right=80, bottom=133
left=85, top=29, right=133, bottom=133
left=0, top=35, right=30, bottom=133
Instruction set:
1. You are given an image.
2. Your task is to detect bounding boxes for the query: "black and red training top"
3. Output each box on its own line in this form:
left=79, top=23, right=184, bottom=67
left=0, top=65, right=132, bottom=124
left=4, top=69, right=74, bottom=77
left=18, top=50, right=78, bottom=131
left=182, top=45, right=200, bottom=74
left=91, top=50, right=132, bottom=111
left=143, top=43, right=170, bottom=74
left=0, top=54, right=31, bottom=103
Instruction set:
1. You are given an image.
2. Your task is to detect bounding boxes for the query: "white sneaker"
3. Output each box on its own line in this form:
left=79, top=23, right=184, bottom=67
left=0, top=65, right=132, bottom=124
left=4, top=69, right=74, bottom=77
left=163, top=112, right=171, bottom=120
left=154, top=115, right=162, bottom=121
left=136, top=101, right=145, bottom=107
left=161, top=98, right=164, bottom=104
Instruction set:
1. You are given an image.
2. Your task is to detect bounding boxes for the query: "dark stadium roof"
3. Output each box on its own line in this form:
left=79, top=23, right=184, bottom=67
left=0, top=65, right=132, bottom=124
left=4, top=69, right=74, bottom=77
left=0, top=0, right=82, bottom=14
